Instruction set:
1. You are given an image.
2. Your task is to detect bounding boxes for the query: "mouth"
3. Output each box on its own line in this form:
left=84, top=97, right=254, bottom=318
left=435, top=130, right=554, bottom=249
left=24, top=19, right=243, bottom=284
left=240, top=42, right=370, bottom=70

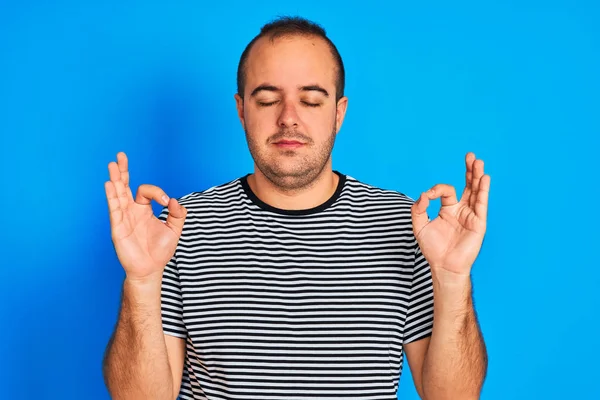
left=273, top=140, right=306, bottom=149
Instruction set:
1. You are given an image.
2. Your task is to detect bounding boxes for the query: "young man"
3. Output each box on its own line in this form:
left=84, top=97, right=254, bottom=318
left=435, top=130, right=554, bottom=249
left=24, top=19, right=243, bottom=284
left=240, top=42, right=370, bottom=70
left=103, top=16, right=489, bottom=400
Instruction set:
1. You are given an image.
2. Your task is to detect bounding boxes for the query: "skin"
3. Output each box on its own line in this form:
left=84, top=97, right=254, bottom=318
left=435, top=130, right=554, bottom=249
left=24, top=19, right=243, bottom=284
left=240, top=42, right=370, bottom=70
left=234, top=34, right=348, bottom=210
left=103, top=154, right=187, bottom=399
left=103, top=32, right=489, bottom=400
left=407, top=153, right=490, bottom=399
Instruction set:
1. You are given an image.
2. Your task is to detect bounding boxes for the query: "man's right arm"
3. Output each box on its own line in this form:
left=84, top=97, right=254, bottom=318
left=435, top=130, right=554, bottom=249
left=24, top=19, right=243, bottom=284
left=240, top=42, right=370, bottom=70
left=102, top=275, right=185, bottom=400
left=103, top=152, right=188, bottom=399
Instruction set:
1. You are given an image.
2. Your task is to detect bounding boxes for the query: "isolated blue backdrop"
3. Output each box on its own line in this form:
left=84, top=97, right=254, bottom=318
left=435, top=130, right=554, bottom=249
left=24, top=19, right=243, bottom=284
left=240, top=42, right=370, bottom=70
left=1, top=1, right=598, bottom=399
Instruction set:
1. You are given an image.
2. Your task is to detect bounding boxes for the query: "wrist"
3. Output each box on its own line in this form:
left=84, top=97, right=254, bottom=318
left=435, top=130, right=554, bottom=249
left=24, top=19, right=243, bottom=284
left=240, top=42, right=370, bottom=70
left=125, top=270, right=164, bottom=286
left=124, top=272, right=164, bottom=298
left=431, top=269, right=472, bottom=314
left=431, top=267, right=471, bottom=290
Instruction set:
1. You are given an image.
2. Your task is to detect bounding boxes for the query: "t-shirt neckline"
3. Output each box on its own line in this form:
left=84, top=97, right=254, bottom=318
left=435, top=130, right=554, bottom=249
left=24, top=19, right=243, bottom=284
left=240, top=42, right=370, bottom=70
left=239, top=171, right=346, bottom=216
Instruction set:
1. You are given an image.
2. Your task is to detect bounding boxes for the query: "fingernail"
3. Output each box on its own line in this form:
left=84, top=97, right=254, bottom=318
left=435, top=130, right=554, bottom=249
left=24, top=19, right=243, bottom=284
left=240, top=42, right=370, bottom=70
left=162, top=195, right=169, bottom=204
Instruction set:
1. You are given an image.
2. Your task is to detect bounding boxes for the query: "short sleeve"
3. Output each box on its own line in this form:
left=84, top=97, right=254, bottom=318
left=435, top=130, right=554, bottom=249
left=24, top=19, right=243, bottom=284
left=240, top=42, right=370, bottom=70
left=403, top=243, right=434, bottom=344
left=158, top=207, right=187, bottom=339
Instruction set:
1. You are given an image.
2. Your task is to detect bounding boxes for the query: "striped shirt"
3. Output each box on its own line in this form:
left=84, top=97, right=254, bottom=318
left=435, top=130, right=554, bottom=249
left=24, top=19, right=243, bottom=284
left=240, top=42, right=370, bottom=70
left=159, top=170, right=434, bottom=400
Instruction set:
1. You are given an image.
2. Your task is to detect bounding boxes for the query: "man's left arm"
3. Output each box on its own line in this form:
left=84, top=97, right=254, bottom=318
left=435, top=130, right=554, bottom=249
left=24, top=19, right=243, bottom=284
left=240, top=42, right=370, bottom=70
left=406, top=152, right=491, bottom=399
left=419, top=273, right=487, bottom=399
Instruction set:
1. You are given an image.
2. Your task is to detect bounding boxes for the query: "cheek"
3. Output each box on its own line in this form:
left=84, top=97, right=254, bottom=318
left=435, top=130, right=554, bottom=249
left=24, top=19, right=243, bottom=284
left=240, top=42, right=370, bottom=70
left=246, top=108, right=277, bottom=133
left=307, top=109, right=336, bottom=133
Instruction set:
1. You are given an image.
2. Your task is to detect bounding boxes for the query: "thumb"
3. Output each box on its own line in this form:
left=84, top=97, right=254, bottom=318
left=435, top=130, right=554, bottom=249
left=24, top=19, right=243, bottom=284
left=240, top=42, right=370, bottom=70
left=165, top=198, right=187, bottom=235
left=411, top=192, right=430, bottom=236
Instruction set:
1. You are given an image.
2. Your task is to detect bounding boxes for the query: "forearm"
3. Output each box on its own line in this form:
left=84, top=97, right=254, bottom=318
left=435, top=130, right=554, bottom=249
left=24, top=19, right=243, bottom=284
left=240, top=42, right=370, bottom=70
left=422, top=274, right=487, bottom=400
left=103, top=277, right=174, bottom=400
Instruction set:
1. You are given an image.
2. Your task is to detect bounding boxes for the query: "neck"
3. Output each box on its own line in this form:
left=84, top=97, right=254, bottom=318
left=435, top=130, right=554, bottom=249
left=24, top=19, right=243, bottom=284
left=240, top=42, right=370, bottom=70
left=247, top=166, right=339, bottom=211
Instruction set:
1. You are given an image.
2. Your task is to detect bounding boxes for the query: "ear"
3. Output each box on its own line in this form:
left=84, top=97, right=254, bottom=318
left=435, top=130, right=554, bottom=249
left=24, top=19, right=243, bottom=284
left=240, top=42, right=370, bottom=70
left=335, top=96, right=348, bottom=133
left=234, top=93, right=246, bottom=131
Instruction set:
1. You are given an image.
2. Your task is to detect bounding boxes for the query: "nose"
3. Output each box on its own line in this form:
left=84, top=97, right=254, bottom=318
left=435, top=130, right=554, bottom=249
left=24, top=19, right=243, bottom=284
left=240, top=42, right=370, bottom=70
left=277, top=99, right=299, bottom=128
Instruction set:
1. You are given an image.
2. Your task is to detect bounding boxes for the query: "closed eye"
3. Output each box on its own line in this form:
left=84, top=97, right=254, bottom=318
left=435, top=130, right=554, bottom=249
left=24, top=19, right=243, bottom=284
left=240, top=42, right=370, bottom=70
left=257, top=101, right=278, bottom=107
left=302, top=101, right=321, bottom=107
left=257, top=100, right=321, bottom=108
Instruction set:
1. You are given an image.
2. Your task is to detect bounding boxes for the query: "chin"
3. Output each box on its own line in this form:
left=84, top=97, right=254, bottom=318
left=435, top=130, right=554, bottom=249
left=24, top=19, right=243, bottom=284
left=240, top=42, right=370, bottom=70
left=270, top=164, right=309, bottom=179
left=263, top=160, right=328, bottom=189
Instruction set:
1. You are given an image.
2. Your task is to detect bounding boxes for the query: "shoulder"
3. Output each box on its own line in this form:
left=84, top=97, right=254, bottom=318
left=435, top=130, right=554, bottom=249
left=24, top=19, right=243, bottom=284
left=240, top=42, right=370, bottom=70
left=176, top=175, right=245, bottom=208
left=159, top=175, right=247, bottom=219
left=341, top=173, right=417, bottom=210
left=337, top=173, right=420, bottom=250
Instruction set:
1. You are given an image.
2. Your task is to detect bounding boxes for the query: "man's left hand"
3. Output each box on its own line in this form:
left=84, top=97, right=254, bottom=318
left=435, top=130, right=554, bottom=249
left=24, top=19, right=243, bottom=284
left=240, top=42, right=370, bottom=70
left=411, top=152, right=491, bottom=280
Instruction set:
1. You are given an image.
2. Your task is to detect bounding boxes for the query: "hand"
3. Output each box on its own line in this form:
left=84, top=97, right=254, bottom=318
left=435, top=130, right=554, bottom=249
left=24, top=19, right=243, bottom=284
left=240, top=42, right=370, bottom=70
left=411, top=152, right=490, bottom=278
left=104, top=152, right=187, bottom=282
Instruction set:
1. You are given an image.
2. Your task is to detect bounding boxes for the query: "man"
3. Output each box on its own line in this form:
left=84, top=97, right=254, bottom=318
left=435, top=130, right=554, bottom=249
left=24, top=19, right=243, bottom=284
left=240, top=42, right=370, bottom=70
left=102, top=16, right=489, bottom=400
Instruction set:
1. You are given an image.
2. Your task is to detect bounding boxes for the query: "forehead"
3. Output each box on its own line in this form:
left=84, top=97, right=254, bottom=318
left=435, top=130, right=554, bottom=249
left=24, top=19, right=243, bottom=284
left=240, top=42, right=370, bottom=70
left=245, top=35, right=336, bottom=91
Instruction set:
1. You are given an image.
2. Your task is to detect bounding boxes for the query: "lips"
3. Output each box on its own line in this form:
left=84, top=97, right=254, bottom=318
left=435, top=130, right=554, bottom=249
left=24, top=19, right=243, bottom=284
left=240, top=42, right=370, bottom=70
left=273, top=140, right=305, bottom=149
left=275, top=140, right=304, bottom=145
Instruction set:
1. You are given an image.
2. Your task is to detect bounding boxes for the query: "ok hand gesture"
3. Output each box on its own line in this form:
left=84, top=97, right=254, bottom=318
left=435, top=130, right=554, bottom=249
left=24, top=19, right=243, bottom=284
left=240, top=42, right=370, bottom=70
left=105, top=152, right=187, bottom=283
left=411, top=152, right=490, bottom=280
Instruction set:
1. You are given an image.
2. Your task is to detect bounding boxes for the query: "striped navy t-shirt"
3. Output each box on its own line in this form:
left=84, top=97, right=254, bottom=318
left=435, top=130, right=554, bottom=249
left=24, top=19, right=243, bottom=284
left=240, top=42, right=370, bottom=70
left=159, top=170, right=434, bottom=400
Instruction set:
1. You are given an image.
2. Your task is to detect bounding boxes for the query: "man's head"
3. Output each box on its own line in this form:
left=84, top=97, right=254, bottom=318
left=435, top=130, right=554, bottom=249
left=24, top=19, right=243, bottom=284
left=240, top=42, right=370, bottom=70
left=234, top=16, right=348, bottom=191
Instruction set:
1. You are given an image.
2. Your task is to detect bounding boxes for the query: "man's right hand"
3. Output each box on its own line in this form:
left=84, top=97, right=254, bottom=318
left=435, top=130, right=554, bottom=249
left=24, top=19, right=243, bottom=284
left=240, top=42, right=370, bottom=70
left=104, top=152, right=187, bottom=283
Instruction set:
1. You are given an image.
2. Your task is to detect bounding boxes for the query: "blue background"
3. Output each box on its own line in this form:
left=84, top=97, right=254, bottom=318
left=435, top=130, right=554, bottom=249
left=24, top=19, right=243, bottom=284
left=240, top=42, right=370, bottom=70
left=1, top=1, right=598, bottom=399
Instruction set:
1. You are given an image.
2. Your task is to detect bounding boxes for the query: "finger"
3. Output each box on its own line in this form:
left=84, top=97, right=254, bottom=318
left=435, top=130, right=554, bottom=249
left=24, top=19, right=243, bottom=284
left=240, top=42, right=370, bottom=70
left=104, top=180, right=123, bottom=226
left=460, top=152, right=476, bottom=204
left=165, top=198, right=188, bottom=235
left=428, top=184, right=458, bottom=207
left=117, top=152, right=134, bottom=204
left=108, top=161, right=129, bottom=211
left=411, top=192, right=430, bottom=235
left=135, top=184, right=170, bottom=207
left=475, top=174, right=491, bottom=220
left=469, top=159, right=484, bottom=209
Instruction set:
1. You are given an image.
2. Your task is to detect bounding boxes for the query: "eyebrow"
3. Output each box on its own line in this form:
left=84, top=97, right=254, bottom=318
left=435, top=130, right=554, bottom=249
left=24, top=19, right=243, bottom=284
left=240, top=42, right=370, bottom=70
left=250, top=84, right=329, bottom=98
